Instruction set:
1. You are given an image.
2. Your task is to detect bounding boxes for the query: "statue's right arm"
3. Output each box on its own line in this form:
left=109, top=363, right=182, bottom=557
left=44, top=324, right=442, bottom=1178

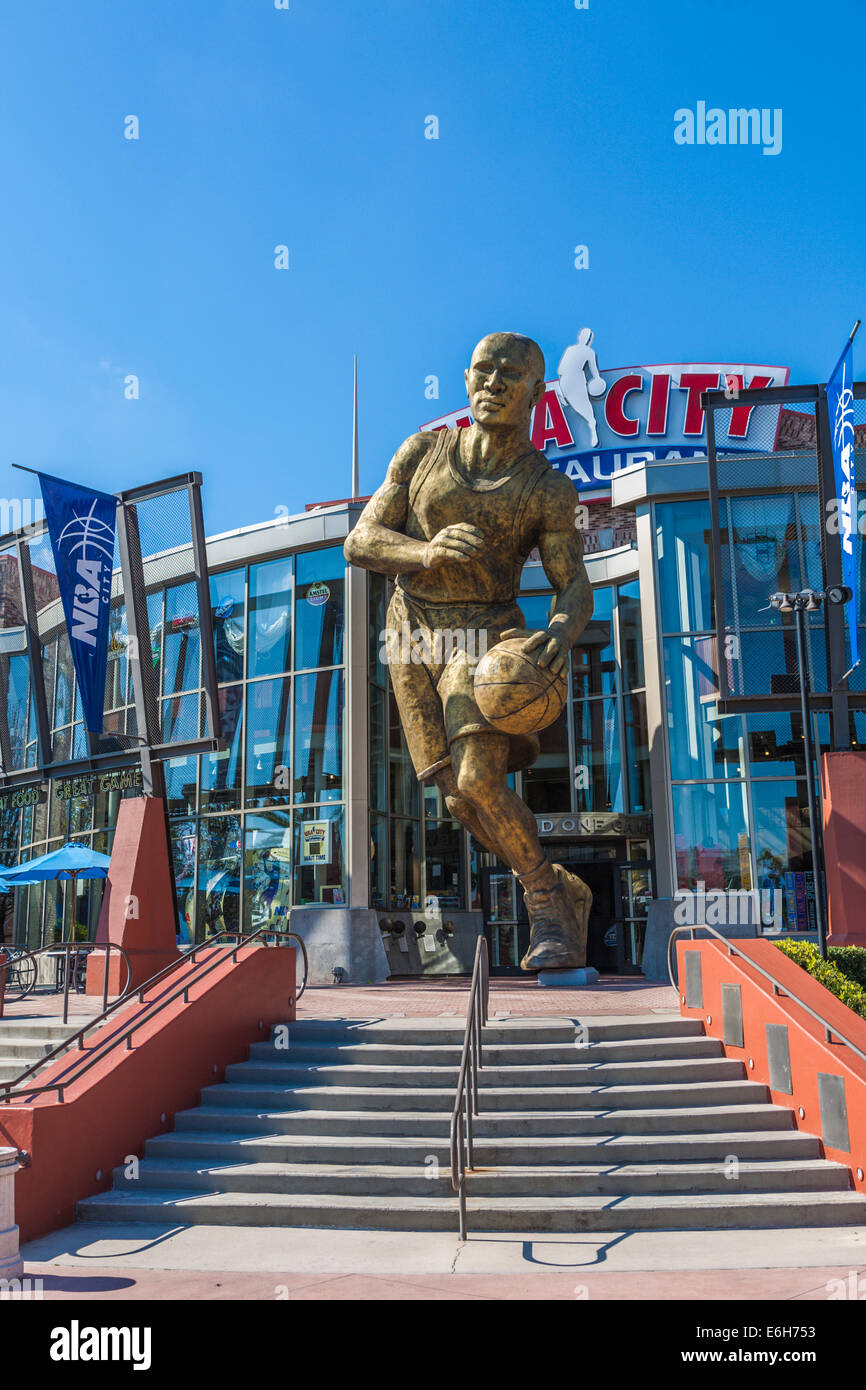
left=343, top=433, right=433, bottom=576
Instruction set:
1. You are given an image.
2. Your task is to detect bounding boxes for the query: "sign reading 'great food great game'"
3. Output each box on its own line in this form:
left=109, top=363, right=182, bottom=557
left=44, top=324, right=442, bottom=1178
left=422, top=328, right=789, bottom=498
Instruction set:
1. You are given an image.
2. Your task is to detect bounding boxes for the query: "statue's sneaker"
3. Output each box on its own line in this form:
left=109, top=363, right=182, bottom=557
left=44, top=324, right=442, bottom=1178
left=551, top=863, right=593, bottom=966
left=519, top=878, right=585, bottom=971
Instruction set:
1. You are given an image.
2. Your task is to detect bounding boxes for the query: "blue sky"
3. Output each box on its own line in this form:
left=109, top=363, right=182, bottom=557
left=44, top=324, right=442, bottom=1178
left=0, top=0, right=863, bottom=535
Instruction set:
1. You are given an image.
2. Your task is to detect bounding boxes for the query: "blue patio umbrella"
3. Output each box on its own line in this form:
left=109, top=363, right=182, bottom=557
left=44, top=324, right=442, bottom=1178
left=1, top=841, right=111, bottom=884
left=1, top=841, right=112, bottom=943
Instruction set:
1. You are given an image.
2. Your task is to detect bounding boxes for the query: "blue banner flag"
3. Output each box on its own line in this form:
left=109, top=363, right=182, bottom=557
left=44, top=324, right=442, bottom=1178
left=827, top=334, right=859, bottom=674
left=37, top=472, right=117, bottom=733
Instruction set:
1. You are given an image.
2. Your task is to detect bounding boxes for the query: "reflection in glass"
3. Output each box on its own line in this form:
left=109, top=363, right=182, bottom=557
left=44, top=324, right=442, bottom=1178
left=170, top=819, right=197, bottom=942
left=619, top=580, right=644, bottom=689
left=295, top=548, right=345, bottom=670
left=624, top=692, right=650, bottom=812
left=248, top=558, right=291, bottom=678
left=245, top=810, right=292, bottom=930
left=197, top=816, right=242, bottom=939
left=672, top=781, right=751, bottom=891
left=572, top=586, right=615, bottom=697
left=370, top=682, right=387, bottom=811
left=664, top=637, right=742, bottom=780
left=656, top=499, right=713, bottom=634
left=293, top=669, right=343, bottom=803
left=388, top=690, right=418, bottom=818
left=245, top=677, right=290, bottom=806
left=200, top=686, right=243, bottom=810
left=210, top=569, right=246, bottom=683
left=573, top=698, right=622, bottom=812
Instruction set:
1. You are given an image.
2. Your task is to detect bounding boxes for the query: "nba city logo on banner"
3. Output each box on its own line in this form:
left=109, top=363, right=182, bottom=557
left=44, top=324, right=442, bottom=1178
left=422, top=328, right=789, bottom=497
left=37, top=472, right=117, bottom=733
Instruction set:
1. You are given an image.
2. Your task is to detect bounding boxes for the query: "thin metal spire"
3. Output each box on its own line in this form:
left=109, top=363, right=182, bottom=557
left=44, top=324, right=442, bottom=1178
left=351, top=355, right=359, bottom=498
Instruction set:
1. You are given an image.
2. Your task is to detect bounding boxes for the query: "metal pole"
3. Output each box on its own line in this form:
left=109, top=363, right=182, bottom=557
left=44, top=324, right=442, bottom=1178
left=795, top=603, right=828, bottom=957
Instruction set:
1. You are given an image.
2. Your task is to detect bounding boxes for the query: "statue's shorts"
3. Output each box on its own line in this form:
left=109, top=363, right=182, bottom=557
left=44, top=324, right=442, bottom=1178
left=384, top=587, right=540, bottom=782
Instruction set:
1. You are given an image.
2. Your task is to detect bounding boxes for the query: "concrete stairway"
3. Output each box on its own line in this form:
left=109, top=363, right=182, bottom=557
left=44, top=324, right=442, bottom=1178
left=0, top=1020, right=81, bottom=1085
left=78, top=1014, right=866, bottom=1232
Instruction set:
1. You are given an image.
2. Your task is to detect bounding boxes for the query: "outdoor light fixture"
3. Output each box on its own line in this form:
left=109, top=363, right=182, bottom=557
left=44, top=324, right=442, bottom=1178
left=413, top=920, right=427, bottom=937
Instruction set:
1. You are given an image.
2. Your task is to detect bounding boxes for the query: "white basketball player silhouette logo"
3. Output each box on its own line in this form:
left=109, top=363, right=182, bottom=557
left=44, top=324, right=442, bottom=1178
left=557, top=328, right=606, bottom=448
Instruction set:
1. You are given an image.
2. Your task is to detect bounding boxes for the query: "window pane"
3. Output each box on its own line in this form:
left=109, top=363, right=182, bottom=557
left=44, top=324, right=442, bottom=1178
left=722, top=494, right=799, bottom=631
left=746, top=711, right=809, bottom=777
left=663, top=637, right=743, bottom=780
left=424, top=818, right=464, bottom=910
left=245, top=677, right=291, bottom=807
left=163, top=582, right=201, bottom=695
left=390, top=817, right=420, bottom=910
left=293, top=806, right=345, bottom=906
left=573, top=698, right=622, bottom=812
left=672, top=781, right=750, bottom=891
left=295, top=549, right=345, bottom=670
left=248, top=558, right=291, bottom=678
left=370, top=682, right=387, bottom=811
left=245, top=810, right=292, bottom=930
left=523, top=707, right=570, bottom=813
left=389, top=689, right=418, bottom=818
left=518, top=593, right=552, bottom=631
left=197, top=815, right=242, bottom=939
left=368, top=572, right=389, bottom=682
left=572, top=586, right=616, bottom=696
left=624, top=692, right=651, bottom=812
left=164, top=752, right=198, bottom=816
left=656, top=499, right=713, bottom=634
left=293, top=669, right=344, bottom=803
left=751, top=779, right=816, bottom=931
left=211, top=568, right=246, bottom=684
left=619, top=580, right=644, bottom=690
left=170, top=819, right=197, bottom=943
left=370, top=812, right=387, bottom=911
left=200, top=685, right=243, bottom=810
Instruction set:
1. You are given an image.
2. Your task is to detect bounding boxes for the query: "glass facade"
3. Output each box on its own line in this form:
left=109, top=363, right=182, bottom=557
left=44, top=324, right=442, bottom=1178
left=655, top=493, right=851, bottom=929
left=7, top=543, right=348, bottom=947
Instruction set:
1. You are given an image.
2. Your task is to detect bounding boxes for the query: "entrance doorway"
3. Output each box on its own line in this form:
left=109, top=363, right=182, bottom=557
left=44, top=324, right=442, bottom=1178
left=481, top=844, right=652, bottom=975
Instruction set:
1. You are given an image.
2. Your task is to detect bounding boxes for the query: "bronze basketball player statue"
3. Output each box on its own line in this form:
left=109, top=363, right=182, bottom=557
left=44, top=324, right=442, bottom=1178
left=345, top=332, right=594, bottom=970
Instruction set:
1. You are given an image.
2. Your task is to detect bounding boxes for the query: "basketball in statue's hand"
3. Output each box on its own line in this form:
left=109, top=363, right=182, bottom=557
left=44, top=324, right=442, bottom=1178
left=474, top=635, right=568, bottom=735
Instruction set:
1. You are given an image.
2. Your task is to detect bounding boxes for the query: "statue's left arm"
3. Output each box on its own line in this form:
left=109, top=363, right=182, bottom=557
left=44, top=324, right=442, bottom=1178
left=520, top=472, right=593, bottom=676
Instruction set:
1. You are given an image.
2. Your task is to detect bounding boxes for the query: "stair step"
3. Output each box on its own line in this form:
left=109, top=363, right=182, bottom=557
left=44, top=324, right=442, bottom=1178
left=276, top=1016, right=702, bottom=1046
left=227, top=1058, right=744, bottom=1088
left=146, top=1127, right=823, bottom=1166
left=174, top=1102, right=793, bottom=1137
left=113, top=1156, right=850, bottom=1198
left=77, top=1187, right=866, bottom=1233
left=200, top=1079, right=769, bottom=1112
left=248, top=1036, right=726, bottom=1066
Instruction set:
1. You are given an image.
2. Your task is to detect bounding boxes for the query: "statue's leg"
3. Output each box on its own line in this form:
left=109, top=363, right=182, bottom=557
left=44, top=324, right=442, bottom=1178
left=449, top=733, right=586, bottom=970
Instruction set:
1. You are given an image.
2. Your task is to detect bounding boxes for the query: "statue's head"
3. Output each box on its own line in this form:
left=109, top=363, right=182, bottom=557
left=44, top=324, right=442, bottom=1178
left=577, top=327, right=593, bottom=346
left=464, top=333, right=546, bottom=431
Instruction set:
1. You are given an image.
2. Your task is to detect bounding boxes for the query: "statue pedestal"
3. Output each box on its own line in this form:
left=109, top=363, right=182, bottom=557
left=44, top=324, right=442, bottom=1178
left=537, top=966, right=599, bottom=988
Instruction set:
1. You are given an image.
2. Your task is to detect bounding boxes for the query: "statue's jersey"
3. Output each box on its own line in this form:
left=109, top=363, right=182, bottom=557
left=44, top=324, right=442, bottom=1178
left=397, top=427, right=550, bottom=605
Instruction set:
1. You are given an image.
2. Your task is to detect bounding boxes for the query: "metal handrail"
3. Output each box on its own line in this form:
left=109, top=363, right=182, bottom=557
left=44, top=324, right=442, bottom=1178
left=0, top=924, right=308, bottom=1103
left=0, top=942, right=132, bottom=1022
left=449, top=934, right=489, bottom=1241
left=667, top=922, right=866, bottom=1069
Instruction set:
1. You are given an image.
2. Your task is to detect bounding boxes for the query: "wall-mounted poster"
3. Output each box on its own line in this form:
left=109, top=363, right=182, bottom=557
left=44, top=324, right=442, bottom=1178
left=301, top=820, right=332, bottom=865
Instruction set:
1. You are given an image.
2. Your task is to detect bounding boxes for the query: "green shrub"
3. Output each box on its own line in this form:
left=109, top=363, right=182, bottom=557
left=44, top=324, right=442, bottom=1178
left=829, top=945, right=866, bottom=990
left=773, top=939, right=866, bottom=1022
